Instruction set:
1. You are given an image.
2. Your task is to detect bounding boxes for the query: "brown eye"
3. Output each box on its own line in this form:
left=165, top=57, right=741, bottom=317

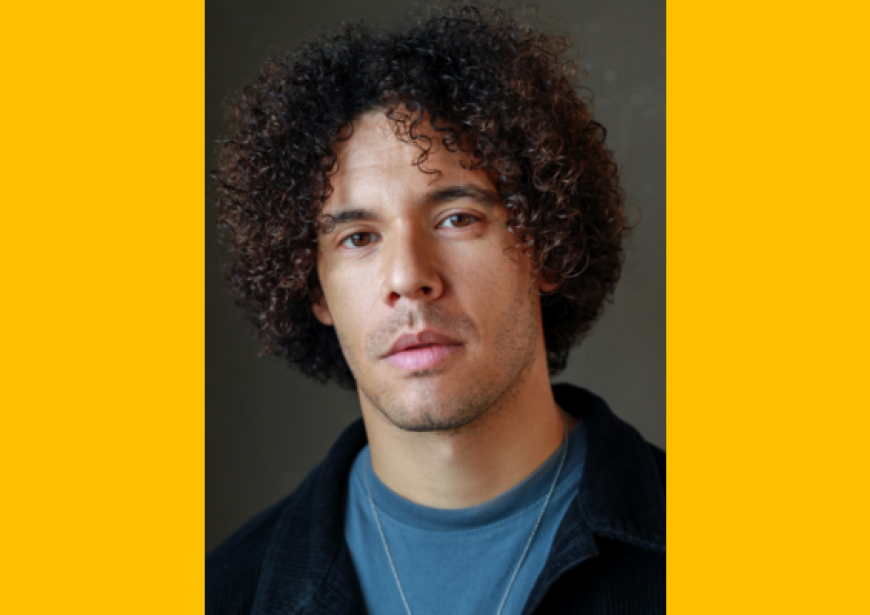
left=341, top=232, right=375, bottom=248
left=439, top=213, right=477, bottom=228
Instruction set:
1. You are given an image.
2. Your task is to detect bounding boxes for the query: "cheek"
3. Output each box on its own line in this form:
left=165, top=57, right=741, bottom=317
left=320, top=264, right=377, bottom=342
left=445, top=243, right=533, bottom=313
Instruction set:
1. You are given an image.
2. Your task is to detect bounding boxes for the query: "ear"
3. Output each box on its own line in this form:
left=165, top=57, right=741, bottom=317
left=536, top=271, right=560, bottom=294
left=311, top=290, right=334, bottom=326
left=537, top=279, right=558, bottom=293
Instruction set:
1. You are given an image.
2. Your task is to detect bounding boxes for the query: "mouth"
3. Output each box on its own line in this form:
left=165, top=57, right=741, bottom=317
left=383, top=331, right=463, bottom=371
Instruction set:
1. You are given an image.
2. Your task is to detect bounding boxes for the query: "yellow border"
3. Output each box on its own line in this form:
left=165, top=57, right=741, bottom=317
left=669, top=0, right=870, bottom=612
left=1, top=2, right=203, bottom=612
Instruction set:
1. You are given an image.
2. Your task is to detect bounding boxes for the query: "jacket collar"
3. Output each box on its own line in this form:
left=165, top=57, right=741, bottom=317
left=251, top=384, right=664, bottom=614
left=251, top=418, right=368, bottom=614
left=553, top=384, right=666, bottom=552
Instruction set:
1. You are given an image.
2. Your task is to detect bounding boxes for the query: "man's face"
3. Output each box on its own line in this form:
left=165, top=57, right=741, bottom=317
left=313, top=111, right=550, bottom=432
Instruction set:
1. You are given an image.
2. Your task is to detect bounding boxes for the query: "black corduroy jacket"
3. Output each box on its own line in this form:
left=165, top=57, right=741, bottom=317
left=206, top=385, right=666, bottom=614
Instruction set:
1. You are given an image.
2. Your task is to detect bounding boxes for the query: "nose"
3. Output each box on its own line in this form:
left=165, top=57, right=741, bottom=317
left=382, top=225, right=444, bottom=307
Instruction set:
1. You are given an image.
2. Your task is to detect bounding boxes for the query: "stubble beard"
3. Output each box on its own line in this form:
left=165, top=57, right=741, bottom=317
left=338, top=289, right=542, bottom=434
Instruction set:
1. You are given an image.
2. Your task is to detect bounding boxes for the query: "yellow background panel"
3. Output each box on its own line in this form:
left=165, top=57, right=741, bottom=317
left=669, top=0, right=870, bottom=612
left=1, top=2, right=203, bottom=613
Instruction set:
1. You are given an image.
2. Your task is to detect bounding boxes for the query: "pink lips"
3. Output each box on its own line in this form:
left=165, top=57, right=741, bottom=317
left=383, top=331, right=462, bottom=371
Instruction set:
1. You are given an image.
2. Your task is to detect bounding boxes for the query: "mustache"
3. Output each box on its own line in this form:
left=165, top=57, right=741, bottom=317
left=366, top=304, right=478, bottom=359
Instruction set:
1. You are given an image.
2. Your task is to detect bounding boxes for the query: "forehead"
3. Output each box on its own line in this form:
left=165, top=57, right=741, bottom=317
left=333, top=111, right=413, bottom=171
left=325, top=111, right=490, bottom=211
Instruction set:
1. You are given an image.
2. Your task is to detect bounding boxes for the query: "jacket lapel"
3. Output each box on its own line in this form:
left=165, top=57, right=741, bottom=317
left=555, top=385, right=666, bottom=552
left=251, top=420, right=367, bottom=614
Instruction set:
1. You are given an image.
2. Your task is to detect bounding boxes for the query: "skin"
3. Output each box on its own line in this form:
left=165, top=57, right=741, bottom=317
left=312, top=110, right=576, bottom=508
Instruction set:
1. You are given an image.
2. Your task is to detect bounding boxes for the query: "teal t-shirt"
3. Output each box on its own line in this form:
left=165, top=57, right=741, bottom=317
left=344, top=419, right=587, bottom=615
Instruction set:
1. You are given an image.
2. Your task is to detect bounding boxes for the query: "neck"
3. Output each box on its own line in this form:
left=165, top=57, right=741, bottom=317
left=360, top=351, right=574, bottom=509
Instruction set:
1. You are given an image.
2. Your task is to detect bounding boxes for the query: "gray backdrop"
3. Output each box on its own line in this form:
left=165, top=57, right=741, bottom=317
left=206, top=0, right=665, bottom=553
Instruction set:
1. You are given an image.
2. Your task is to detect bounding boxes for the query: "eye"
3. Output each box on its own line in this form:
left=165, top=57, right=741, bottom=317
left=438, top=213, right=478, bottom=229
left=340, top=232, right=378, bottom=248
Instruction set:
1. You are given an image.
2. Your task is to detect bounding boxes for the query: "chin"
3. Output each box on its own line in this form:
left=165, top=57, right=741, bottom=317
left=363, top=380, right=496, bottom=433
left=386, top=407, right=486, bottom=433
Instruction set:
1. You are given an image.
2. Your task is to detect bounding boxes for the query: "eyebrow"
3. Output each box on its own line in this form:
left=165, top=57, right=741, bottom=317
left=421, top=185, right=501, bottom=209
left=322, top=184, right=501, bottom=233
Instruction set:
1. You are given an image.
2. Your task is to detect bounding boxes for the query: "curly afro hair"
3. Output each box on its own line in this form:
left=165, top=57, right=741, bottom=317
left=215, top=3, right=627, bottom=390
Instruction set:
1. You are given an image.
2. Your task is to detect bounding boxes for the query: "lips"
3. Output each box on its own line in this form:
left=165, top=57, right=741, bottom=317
left=383, top=330, right=463, bottom=371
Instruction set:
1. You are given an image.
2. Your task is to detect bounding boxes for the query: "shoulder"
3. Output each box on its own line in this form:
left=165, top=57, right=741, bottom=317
left=649, top=442, right=665, bottom=493
left=205, top=418, right=368, bottom=614
left=205, top=492, right=295, bottom=615
left=205, top=458, right=327, bottom=614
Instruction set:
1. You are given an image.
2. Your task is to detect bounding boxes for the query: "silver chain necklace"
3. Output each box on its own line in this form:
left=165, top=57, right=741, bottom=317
left=363, top=419, right=569, bottom=615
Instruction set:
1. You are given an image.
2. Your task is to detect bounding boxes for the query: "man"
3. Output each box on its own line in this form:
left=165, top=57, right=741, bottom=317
left=207, top=4, right=664, bottom=614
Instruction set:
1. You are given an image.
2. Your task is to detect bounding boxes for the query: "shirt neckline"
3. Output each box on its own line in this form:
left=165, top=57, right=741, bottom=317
left=359, top=418, right=587, bottom=532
